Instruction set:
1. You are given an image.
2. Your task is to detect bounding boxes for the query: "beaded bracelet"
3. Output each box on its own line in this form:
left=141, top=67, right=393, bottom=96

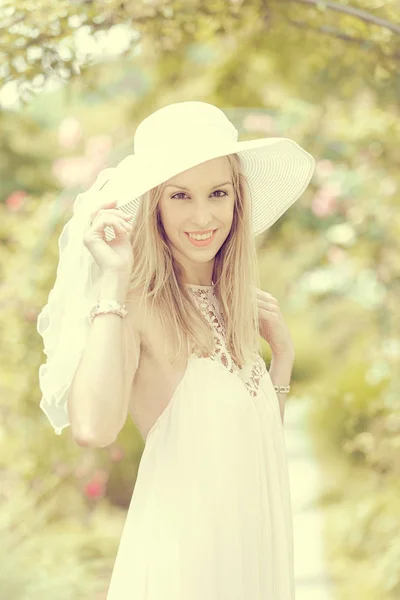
left=273, top=384, right=290, bottom=394
left=90, top=299, right=128, bottom=323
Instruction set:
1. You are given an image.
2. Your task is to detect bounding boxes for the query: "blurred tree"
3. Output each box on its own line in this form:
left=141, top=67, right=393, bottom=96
left=1, top=0, right=399, bottom=103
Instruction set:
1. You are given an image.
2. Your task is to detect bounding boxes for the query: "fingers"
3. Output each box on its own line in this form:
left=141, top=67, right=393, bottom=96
left=90, top=206, right=132, bottom=227
left=86, top=211, right=133, bottom=239
left=89, top=199, right=115, bottom=220
left=89, top=199, right=122, bottom=223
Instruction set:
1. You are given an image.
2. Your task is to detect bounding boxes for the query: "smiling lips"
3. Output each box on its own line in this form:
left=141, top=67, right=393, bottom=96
left=185, top=229, right=218, bottom=247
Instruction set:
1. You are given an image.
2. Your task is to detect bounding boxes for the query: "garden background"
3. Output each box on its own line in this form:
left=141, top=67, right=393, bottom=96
left=1, top=0, right=399, bottom=598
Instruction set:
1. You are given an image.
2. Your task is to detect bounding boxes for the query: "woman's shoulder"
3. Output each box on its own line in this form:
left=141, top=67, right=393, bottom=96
left=125, top=286, right=161, bottom=345
left=125, top=286, right=148, bottom=336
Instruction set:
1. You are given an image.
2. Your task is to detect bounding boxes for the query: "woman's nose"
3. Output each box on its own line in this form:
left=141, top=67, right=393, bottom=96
left=191, top=204, right=214, bottom=225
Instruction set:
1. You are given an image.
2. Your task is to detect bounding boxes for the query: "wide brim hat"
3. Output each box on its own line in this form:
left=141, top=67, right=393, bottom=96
left=37, top=101, right=316, bottom=436
left=93, top=101, right=315, bottom=242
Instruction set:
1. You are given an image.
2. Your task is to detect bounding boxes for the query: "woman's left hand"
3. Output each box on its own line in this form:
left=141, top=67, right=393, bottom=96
left=256, top=288, right=295, bottom=358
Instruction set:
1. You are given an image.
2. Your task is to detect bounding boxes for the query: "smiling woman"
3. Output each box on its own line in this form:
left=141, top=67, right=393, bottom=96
left=37, top=100, right=315, bottom=600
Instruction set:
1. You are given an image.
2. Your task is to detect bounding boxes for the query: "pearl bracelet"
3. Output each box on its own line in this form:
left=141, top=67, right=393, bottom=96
left=90, top=299, right=128, bottom=323
left=273, top=384, right=290, bottom=394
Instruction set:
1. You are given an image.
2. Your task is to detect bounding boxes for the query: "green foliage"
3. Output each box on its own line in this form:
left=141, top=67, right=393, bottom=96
left=1, top=0, right=399, bottom=105
left=0, top=478, right=113, bottom=598
left=307, top=341, right=399, bottom=598
left=309, top=356, right=389, bottom=456
left=318, top=455, right=400, bottom=599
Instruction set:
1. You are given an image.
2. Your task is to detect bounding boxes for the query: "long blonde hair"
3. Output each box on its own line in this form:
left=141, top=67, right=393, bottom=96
left=126, top=153, right=261, bottom=369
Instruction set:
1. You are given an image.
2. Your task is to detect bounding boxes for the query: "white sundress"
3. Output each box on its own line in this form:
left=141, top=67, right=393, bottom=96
left=106, top=285, right=295, bottom=600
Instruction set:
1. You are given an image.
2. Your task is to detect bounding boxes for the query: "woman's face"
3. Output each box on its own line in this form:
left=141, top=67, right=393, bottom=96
left=158, top=156, right=235, bottom=283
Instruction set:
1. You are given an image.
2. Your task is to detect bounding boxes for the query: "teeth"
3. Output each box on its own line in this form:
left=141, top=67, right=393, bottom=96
left=188, top=231, right=214, bottom=241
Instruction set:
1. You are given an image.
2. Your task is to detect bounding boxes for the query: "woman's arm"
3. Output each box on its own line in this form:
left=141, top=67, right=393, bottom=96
left=68, top=271, right=141, bottom=447
left=269, top=352, right=295, bottom=425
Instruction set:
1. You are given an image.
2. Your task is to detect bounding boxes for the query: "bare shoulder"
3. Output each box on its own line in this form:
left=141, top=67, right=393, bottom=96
left=125, top=285, right=161, bottom=346
left=125, top=286, right=162, bottom=356
left=125, top=286, right=148, bottom=337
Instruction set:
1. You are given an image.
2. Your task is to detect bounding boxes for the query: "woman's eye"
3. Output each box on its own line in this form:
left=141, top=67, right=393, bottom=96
left=171, top=190, right=227, bottom=199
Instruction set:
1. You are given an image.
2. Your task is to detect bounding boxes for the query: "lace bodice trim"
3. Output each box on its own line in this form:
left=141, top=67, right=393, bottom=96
left=187, top=286, right=266, bottom=398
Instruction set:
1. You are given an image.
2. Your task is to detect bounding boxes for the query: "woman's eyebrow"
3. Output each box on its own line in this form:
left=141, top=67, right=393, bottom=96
left=165, top=182, right=233, bottom=191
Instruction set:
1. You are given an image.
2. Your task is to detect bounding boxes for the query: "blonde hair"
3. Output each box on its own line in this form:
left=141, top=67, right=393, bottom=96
left=126, top=153, right=261, bottom=369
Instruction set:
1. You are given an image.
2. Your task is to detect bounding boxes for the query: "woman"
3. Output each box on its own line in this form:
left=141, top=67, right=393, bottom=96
left=37, top=101, right=315, bottom=599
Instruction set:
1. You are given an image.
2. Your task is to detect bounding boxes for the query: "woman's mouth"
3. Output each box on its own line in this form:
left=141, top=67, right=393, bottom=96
left=184, top=229, right=218, bottom=248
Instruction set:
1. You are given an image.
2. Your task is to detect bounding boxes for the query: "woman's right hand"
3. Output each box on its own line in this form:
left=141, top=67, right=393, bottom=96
left=83, top=200, right=134, bottom=275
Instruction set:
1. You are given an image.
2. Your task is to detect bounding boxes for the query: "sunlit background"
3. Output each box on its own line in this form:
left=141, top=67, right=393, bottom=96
left=1, top=1, right=399, bottom=598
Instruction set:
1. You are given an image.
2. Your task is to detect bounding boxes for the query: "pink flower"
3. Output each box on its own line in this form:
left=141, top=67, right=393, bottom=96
left=315, top=159, right=334, bottom=178
left=110, top=446, right=124, bottom=462
left=52, top=155, right=108, bottom=188
left=24, top=307, right=40, bottom=322
left=6, top=190, right=27, bottom=211
left=85, top=135, right=113, bottom=158
left=84, top=470, right=109, bottom=499
left=58, top=116, right=82, bottom=149
left=311, top=183, right=340, bottom=218
left=85, top=480, right=105, bottom=499
left=327, top=246, right=347, bottom=264
left=52, top=135, right=113, bottom=188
